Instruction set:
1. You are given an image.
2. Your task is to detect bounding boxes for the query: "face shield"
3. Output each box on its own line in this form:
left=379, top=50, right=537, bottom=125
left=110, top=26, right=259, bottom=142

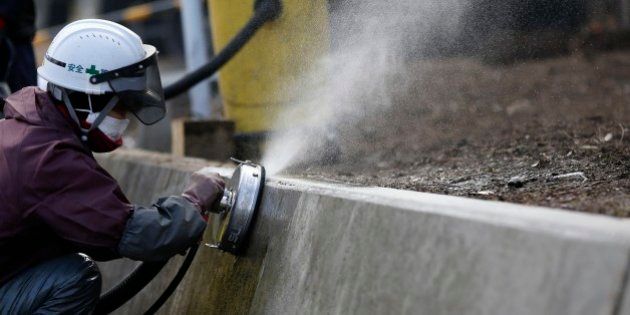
left=89, top=46, right=165, bottom=125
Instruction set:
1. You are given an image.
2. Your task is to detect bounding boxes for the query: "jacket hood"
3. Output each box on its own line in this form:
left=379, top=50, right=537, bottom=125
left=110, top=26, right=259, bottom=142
left=3, top=87, right=71, bottom=129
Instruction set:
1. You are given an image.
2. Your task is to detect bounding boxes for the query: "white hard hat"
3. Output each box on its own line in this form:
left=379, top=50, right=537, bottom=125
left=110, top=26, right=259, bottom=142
left=38, top=19, right=148, bottom=95
left=38, top=19, right=166, bottom=126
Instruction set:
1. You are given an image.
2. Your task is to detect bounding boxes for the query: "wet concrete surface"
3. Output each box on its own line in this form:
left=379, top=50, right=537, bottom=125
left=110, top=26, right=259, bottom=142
left=97, top=149, right=630, bottom=315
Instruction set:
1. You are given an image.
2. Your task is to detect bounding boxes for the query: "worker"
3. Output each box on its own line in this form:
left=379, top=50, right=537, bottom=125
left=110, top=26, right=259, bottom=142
left=0, top=0, right=37, bottom=95
left=0, top=19, right=225, bottom=313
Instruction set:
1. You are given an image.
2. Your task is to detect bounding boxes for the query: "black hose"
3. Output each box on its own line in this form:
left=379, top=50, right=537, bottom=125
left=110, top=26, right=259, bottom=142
left=94, top=260, right=169, bottom=314
left=163, top=0, right=282, bottom=100
left=143, top=245, right=200, bottom=314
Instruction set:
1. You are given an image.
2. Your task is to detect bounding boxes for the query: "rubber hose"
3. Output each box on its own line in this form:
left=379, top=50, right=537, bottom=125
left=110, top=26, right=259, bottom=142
left=142, top=245, right=200, bottom=314
left=163, top=0, right=281, bottom=100
left=93, top=260, right=169, bottom=314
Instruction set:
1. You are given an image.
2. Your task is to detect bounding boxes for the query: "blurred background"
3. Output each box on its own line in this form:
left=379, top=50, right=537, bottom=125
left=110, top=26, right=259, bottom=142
left=27, top=0, right=630, bottom=151
left=4, top=0, right=630, bottom=214
left=32, top=0, right=630, bottom=60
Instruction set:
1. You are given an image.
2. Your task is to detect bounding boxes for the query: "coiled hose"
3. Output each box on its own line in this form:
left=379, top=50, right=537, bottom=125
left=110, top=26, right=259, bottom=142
left=93, top=260, right=167, bottom=314
left=93, top=0, right=281, bottom=313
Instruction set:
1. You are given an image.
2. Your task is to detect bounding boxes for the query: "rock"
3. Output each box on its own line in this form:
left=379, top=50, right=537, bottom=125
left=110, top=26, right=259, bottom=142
left=506, top=99, right=532, bottom=116
left=508, top=176, right=528, bottom=188
left=476, top=190, right=495, bottom=196
left=603, top=133, right=613, bottom=142
left=549, top=172, right=588, bottom=183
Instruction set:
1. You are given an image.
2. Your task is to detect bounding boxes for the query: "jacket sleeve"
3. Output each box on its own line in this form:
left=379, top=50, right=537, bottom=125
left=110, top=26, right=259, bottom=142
left=117, top=196, right=206, bottom=261
left=26, top=143, right=206, bottom=262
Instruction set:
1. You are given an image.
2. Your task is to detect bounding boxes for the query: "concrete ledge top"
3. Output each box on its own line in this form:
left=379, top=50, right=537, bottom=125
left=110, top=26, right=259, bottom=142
left=103, top=149, right=630, bottom=245
left=269, top=177, right=630, bottom=245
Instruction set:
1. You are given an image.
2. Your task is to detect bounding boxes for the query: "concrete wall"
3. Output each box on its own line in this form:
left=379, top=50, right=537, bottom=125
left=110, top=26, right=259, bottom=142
left=96, top=149, right=630, bottom=315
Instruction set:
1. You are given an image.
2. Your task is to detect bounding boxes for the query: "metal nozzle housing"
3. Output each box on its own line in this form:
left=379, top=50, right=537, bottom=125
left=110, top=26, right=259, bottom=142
left=208, top=162, right=265, bottom=254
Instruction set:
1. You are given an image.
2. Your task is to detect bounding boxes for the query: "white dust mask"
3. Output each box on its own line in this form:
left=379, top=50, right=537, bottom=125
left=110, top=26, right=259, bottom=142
left=86, top=112, right=130, bottom=141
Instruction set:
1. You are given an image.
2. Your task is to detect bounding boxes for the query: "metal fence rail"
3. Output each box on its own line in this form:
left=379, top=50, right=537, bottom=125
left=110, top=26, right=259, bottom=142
left=33, top=0, right=180, bottom=47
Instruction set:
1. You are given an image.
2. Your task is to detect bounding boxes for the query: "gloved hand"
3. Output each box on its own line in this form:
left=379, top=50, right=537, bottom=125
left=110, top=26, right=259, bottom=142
left=182, top=171, right=225, bottom=214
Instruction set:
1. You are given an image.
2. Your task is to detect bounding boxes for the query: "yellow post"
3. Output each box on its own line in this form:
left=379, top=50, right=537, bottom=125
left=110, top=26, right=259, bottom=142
left=208, top=0, right=330, bottom=133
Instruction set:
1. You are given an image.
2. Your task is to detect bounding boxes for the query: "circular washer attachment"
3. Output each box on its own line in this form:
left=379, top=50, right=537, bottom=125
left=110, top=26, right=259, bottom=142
left=212, top=163, right=265, bottom=254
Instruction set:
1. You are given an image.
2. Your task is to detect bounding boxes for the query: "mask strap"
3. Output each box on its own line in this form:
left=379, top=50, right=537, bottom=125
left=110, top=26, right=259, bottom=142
left=87, top=94, right=94, bottom=113
left=87, top=95, right=119, bottom=132
left=60, top=88, right=90, bottom=141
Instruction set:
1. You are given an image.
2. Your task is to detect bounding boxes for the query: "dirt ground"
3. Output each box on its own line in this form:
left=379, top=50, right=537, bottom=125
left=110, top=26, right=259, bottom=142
left=293, top=50, right=630, bottom=217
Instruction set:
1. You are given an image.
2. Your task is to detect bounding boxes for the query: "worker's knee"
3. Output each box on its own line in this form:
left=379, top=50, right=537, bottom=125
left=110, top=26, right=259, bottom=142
left=41, top=253, right=102, bottom=312
left=0, top=253, right=102, bottom=315
left=55, top=253, right=102, bottom=294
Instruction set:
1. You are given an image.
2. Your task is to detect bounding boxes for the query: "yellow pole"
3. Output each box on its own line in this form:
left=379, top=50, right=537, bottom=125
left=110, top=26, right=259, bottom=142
left=208, top=0, right=330, bottom=133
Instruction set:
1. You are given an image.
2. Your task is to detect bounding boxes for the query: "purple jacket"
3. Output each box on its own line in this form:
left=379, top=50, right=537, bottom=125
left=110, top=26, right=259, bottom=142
left=0, top=87, right=132, bottom=284
left=0, top=87, right=206, bottom=285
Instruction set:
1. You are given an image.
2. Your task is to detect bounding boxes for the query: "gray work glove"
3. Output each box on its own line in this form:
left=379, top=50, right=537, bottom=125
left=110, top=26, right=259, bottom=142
left=182, top=171, right=226, bottom=214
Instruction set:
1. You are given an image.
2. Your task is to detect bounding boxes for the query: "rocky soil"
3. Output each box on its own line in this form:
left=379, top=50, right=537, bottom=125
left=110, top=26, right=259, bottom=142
left=291, top=51, right=630, bottom=217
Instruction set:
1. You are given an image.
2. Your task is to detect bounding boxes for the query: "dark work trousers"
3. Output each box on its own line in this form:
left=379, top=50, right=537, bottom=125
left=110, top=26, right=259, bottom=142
left=0, top=39, right=37, bottom=92
left=0, top=39, right=36, bottom=119
left=0, top=253, right=102, bottom=315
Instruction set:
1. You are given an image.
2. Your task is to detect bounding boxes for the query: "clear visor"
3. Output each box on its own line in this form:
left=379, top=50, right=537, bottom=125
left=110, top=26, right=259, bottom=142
left=89, top=49, right=165, bottom=125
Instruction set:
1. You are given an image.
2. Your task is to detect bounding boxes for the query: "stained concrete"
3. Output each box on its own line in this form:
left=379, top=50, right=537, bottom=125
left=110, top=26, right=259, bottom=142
left=96, top=149, right=630, bottom=315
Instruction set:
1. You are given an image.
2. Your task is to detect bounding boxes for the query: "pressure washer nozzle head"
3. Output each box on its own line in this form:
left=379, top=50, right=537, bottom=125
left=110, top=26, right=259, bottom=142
left=209, top=162, right=265, bottom=254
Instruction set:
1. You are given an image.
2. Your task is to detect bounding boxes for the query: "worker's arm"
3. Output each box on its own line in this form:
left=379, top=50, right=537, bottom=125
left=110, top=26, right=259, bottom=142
left=116, top=196, right=205, bottom=261
left=118, top=171, right=225, bottom=261
left=27, top=144, right=223, bottom=261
